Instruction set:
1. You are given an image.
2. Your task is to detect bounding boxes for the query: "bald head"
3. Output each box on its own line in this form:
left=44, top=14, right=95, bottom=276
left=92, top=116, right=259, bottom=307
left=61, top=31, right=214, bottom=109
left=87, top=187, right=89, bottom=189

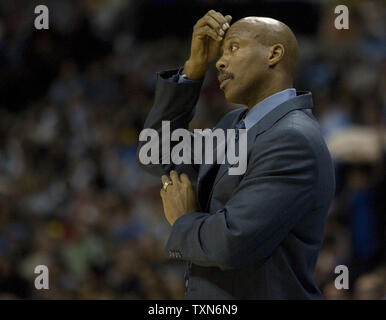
left=232, top=17, right=299, bottom=75
left=216, top=16, right=299, bottom=107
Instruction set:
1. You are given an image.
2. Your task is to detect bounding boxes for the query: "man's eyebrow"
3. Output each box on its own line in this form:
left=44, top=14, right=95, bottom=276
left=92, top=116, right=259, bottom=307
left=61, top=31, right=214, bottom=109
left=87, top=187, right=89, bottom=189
left=220, top=36, right=241, bottom=51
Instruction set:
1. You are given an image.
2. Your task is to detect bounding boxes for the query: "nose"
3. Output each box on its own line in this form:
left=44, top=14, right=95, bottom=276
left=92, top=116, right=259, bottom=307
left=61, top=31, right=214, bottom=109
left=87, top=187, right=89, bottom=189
left=216, top=55, right=228, bottom=71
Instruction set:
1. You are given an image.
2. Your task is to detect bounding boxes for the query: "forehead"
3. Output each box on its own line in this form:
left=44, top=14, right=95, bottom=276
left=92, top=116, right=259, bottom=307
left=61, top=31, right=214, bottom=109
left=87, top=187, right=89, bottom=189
left=220, top=22, right=261, bottom=52
left=224, top=21, right=258, bottom=41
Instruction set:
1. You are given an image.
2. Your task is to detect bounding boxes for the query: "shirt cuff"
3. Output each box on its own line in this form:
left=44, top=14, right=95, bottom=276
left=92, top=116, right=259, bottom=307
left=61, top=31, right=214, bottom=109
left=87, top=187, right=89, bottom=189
left=165, top=66, right=202, bottom=84
left=178, top=74, right=200, bottom=84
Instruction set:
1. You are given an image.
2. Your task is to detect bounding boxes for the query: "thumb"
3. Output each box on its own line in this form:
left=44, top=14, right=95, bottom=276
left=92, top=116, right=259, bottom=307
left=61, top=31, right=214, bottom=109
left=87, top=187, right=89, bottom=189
left=225, top=15, right=232, bottom=24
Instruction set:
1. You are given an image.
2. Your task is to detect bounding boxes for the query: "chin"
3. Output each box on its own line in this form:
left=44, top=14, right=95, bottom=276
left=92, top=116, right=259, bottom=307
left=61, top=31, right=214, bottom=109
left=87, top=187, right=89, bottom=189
left=224, top=90, right=243, bottom=105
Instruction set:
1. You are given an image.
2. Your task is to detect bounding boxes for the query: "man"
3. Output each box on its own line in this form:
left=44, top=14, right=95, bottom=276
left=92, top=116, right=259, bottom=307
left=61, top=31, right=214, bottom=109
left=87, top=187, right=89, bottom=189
left=137, top=10, right=335, bottom=299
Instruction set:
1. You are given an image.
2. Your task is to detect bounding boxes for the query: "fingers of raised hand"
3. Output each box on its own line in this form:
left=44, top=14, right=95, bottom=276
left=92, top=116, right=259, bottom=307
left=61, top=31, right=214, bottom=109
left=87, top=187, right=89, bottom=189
left=195, top=25, right=221, bottom=41
left=204, top=15, right=224, bottom=36
left=194, top=10, right=231, bottom=41
left=209, top=11, right=231, bottom=31
left=225, top=15, right=232, bottom=23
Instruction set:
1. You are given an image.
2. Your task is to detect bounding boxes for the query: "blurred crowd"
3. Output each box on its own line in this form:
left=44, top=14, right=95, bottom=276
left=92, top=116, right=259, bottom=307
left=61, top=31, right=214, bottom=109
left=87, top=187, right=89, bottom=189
left=0, top=0, right=385, bottom=299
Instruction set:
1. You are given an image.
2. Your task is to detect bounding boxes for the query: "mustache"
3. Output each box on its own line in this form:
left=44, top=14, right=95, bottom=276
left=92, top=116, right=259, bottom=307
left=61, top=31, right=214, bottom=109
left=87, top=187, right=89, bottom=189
left=218, top=71, right=234, bottom=80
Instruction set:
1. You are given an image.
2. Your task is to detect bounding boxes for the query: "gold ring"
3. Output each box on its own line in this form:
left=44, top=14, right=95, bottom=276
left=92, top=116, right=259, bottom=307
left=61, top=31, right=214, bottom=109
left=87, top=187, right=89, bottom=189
left=163, top=180, right=173, bottom=191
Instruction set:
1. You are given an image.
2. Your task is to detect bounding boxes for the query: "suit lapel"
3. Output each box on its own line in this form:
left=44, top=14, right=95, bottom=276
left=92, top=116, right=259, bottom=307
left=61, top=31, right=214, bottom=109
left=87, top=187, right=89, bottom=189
left=196, top=108, right=248, bottom=210
left=198, top=92, right=313, bottom=211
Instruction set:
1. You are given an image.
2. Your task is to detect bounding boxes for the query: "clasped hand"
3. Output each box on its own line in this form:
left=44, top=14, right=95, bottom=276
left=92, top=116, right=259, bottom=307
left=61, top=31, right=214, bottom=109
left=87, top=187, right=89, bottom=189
left=160, top=170, right=198, bottom=226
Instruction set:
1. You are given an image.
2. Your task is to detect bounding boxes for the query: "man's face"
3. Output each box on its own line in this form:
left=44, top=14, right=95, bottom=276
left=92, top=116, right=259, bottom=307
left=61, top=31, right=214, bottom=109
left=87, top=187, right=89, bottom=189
left=216, top=21, right=269, bottom=106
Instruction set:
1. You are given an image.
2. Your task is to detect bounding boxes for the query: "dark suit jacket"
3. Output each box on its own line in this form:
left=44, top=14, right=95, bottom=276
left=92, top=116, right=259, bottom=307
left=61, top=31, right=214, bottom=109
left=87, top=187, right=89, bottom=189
left=137, top=69, right=335, bottom=299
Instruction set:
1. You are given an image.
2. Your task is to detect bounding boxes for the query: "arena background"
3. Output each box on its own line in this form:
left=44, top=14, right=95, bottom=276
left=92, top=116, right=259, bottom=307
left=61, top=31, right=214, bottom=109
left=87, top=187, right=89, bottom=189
left=0, top=0, right=385, bottom=299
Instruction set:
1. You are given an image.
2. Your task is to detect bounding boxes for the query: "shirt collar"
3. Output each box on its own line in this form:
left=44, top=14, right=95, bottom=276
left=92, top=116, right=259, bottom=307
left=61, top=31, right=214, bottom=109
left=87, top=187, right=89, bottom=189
left=244, top=88, right=296, bottom=131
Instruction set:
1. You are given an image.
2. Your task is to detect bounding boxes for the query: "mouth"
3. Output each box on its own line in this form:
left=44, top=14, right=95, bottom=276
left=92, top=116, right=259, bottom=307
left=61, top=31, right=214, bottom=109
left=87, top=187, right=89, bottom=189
left=219, top=78, right=231, bottom=90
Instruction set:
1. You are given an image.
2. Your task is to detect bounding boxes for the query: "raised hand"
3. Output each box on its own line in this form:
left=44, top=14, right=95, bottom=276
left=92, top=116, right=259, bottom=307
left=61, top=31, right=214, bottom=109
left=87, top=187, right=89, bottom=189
left=184, top=10, right=232, bottom=80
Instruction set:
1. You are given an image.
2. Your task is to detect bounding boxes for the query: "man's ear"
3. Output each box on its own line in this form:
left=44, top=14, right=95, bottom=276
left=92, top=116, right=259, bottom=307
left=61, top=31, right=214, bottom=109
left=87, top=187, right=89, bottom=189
left=268, top=44, right=285, bottom=67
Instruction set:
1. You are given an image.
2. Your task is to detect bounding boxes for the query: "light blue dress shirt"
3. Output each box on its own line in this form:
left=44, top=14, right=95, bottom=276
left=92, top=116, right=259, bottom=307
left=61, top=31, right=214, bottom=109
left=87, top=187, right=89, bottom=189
left=242, top=88, right=296, bottom=130
left=177, top=73, right=296, bottom=130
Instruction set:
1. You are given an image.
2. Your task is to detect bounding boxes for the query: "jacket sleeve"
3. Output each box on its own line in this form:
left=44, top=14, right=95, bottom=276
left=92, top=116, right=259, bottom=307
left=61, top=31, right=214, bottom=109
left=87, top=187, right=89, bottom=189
left=136, top=68, right=204, bottom=181
left=165, top=127, right=318, bottom=270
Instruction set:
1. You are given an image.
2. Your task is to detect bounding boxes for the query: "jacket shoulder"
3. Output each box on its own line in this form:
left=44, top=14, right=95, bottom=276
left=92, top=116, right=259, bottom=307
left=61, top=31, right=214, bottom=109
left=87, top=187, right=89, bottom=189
left=266, top=110, right=321, bottom=142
